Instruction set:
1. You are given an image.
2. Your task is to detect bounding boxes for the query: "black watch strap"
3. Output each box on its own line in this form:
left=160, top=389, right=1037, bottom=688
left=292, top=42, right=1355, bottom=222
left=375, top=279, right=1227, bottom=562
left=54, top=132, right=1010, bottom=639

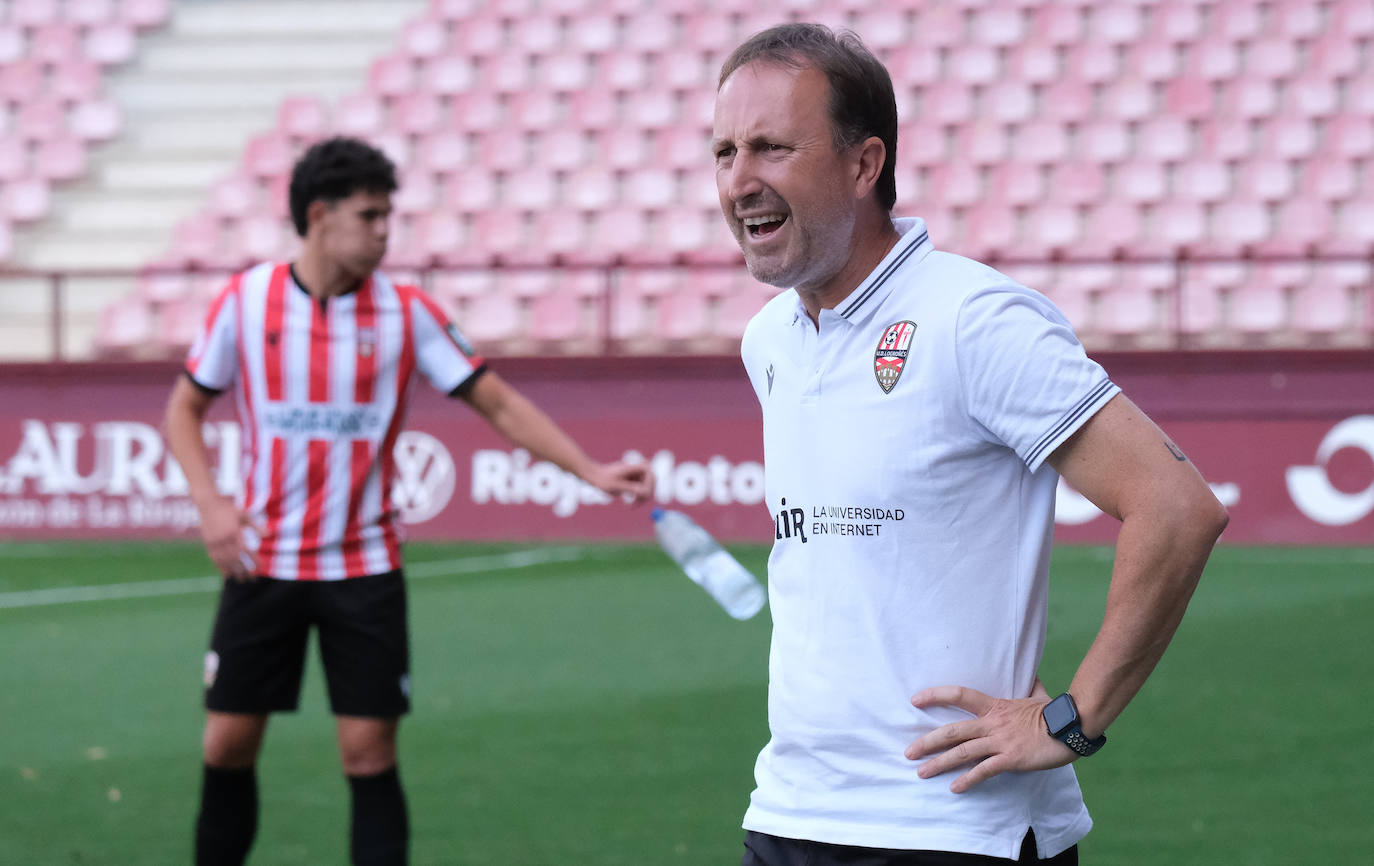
left=1043, top=692, right=1107, bottom=757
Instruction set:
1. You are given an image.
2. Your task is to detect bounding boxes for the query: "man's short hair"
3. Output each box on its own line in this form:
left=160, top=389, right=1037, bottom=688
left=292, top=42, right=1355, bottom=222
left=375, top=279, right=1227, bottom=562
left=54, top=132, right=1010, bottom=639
left=288, top=136, right=398, bottom=237
left=719, top=23, right=899, bottom=212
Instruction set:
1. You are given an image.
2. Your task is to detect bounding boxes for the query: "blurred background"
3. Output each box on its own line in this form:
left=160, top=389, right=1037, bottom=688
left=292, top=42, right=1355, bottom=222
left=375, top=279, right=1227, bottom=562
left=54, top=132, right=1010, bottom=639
left=0, top=0, right=1370, bottom=360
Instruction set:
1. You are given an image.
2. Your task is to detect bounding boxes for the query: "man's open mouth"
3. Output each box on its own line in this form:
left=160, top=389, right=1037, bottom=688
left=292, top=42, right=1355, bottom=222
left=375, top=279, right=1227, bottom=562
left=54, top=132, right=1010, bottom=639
left=743, top=214, right=788, bottom=238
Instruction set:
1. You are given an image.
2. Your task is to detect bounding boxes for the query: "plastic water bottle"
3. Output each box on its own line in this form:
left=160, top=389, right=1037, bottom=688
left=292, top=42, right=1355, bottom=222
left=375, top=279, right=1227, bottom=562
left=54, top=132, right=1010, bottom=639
left=651, top=508, right=767, bottom=620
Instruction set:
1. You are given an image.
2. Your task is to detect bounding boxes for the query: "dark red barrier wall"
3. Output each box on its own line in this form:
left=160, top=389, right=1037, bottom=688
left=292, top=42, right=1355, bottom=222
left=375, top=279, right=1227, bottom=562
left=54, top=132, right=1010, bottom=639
left=1, top=352, right=1370, bottom=545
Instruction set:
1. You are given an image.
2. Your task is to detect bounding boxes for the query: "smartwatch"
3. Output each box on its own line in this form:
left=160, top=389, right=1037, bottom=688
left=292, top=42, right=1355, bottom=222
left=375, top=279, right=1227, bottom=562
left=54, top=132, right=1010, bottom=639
left=1042, top=692, right=1106, bottom=757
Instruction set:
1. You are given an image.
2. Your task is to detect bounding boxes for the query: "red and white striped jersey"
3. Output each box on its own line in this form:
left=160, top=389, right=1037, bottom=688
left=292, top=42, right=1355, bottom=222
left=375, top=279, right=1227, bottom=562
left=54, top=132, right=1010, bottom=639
left=186, top=262, right=484, bottom=580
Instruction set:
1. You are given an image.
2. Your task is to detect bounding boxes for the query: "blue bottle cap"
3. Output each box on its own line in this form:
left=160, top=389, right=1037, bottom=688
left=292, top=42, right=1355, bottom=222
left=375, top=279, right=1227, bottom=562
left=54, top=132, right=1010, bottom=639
left=651, top=508, right=665, bottom=521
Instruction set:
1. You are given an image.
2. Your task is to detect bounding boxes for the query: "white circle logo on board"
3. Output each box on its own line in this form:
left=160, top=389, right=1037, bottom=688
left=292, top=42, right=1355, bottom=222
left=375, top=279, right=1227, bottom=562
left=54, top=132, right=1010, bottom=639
left=1285, top=416, right=1374, bottom=526
left=391, top=431, right=455, bottom=524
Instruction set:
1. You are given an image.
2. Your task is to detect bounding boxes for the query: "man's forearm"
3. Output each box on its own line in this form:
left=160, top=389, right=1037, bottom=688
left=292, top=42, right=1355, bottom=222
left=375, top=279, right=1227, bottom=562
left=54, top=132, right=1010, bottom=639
left=1068, top=499, right=1227, bottom=738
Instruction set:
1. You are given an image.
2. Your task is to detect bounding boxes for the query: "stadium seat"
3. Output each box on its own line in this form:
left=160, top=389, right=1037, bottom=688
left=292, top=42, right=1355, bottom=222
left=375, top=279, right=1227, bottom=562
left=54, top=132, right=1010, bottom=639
left=333, top=93, right=385, bottom=137
left=206, top=172, right=259, bottom=219
left=1229, top=265, right=1293, bottom=337
left=1075, top=200, right=1143, bottom=259
left=66, top=0, right=115, bottom=28
left=1100, top=75, right=1155, bottom=123
left=1078, top=120, right=1131, bottom=164
left=12, top=0, right=59, bottom=27
left=2, top=177, right=51, bottom=223
left=30, top=23, right=81, bottom=66
left=990, top=162, right=1044, bottom=208
left=504, top=167, right=558, bottom=211
left=370, top=55, right=418, bottom=100
left=277, top=97, right=329, bottom=142
left=459, top=291, right=522, bottom=344
left=1234, top=158, right=1294, bottom=203
left=68, top=97, right=121, bottom=141
left=121, top=0, right=171, bottom=31
left=1125, top=37, right=1181, bottom=83
left=398, top=16, right=448, bottom=61
left=442, top=165, right=499, bottom=214
left=1205, top=199, right=1271, bottom=257
left=1173, top=160, right=1231, bottom=205
left=0, top=137, right=28, bottom=181
left=421, top=53, right=477, bottom=96
left=393, top=167, right=438, bottom=215
left=528, top=289, right=590, bottom=345
left=16, top=98, right=65, bottom=142
left=83, top=21, right=135, bottom=66
left=1045, top=162, right=1105, bottom=206
left=243, top=132, right=297, bottom=179
left=393, top=91, right=445, bottom=137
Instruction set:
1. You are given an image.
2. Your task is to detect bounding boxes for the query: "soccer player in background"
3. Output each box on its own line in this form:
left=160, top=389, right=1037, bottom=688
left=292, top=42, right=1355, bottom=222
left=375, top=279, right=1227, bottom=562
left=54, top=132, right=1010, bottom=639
left=164, top=136, right=653, bottom=866
left=712, top=24, right=1228, bottom=864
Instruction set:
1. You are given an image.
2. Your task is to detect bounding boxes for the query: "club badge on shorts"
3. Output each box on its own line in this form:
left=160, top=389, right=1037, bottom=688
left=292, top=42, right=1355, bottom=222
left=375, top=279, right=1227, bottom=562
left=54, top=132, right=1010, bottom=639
left=874, top=321, right=917, bottom=394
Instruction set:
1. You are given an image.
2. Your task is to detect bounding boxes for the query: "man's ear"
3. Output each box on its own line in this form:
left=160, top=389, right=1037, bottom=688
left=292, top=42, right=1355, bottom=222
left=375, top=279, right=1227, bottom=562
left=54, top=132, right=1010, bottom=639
left=854, top=136, right=886, bottom=199
left=304, top=199, right=331, bottom=235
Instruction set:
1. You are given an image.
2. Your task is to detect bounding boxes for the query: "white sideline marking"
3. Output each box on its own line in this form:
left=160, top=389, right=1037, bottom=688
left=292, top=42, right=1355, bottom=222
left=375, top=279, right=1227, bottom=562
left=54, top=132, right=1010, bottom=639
left=0, top=547, right=589, bottom=610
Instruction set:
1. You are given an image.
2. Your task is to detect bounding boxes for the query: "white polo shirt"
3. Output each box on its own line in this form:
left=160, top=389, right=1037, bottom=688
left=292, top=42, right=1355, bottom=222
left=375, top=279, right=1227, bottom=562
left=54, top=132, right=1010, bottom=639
left=740, top=218, right=1118, bottom=859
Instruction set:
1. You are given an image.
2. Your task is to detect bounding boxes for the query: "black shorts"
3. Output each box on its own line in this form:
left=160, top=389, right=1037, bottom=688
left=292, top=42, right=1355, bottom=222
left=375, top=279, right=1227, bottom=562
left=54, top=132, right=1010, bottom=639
left=742, top=830, right=1077, bottom=866
left=204, top=570, right=410, bottom=718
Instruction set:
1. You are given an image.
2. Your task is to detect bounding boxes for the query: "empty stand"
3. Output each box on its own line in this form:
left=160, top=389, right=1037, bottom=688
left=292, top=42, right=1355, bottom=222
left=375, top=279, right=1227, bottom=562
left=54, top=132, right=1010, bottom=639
left=43, top=0, right=1370, bottom=360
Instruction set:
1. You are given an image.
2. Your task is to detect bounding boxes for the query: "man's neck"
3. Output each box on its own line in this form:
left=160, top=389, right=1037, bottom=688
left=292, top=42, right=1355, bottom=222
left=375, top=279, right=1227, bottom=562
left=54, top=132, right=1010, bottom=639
left=291, top=250, right=360, bottom=301
left=798, top=219, right=902, bottom=327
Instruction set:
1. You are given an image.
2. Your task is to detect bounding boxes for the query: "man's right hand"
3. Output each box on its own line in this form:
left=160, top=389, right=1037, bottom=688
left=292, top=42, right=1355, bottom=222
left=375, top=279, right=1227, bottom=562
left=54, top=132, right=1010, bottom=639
left=199, top=496, right=259, bottom=581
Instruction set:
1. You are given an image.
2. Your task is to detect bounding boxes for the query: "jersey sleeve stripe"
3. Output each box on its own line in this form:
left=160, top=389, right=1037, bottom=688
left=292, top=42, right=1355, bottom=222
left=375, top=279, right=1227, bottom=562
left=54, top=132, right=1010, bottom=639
left=1025, top=379, right=1120, bottom=470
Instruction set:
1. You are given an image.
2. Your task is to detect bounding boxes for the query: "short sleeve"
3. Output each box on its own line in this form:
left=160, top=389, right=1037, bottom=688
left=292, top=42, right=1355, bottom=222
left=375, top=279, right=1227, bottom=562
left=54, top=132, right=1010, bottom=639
left=185, top=279, right=240, bottom=392
left=956, top=285, right=1119, bottom=472
left=405, top=287, right=487, bottom=395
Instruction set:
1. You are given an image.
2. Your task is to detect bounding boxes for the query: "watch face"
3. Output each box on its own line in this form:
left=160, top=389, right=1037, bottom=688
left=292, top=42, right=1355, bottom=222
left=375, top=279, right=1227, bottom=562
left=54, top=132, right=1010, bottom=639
left=1043, top=694, right=1078, bottom=736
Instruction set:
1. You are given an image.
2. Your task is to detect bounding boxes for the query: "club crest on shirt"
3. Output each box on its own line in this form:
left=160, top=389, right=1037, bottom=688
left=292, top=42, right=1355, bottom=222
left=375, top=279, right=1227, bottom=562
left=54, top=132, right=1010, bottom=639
left=874, top=320, right=917, bottom=394
left=357, top=326, right=378, bottom=358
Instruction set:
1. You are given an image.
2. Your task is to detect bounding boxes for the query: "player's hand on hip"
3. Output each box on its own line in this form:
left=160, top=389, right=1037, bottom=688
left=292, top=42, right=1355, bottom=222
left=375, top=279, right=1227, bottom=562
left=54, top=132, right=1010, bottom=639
left=199, top=496, right=260, bottom=581
left=904, top=685, right=1075, bottom=793
left=589, top=460, right=655, bottom=504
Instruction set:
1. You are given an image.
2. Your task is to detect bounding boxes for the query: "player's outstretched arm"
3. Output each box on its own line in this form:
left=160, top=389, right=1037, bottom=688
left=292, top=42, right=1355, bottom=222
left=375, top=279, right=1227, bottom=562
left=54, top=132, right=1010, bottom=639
left=164, top=375, right=259, bottom=580
left=460, top=371, right=654, bottom=503
left=907, top=394, right=1228, bottom=792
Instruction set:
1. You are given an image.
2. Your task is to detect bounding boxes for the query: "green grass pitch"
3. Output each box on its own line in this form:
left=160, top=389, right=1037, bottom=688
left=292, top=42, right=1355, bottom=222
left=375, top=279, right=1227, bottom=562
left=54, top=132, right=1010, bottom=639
left=1, top=540, right=1370, bottom=865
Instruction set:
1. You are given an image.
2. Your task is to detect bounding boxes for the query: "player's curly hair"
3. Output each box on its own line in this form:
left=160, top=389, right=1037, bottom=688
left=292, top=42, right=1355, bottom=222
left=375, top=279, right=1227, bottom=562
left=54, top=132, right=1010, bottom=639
left=288, top=136, right=398, bottom=237
left=719, top=23, right=898, bottom=211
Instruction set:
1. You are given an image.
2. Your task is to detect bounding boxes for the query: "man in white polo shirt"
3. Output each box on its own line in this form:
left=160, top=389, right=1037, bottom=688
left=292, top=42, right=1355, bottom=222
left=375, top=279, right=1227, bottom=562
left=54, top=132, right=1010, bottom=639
left=712, top=24, right=1229, bottom=865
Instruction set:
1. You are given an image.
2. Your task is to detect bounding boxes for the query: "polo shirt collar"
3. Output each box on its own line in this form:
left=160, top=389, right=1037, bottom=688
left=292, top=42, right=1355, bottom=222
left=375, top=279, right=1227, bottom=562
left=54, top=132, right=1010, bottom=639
left=783, top=217, right=934, bottom=328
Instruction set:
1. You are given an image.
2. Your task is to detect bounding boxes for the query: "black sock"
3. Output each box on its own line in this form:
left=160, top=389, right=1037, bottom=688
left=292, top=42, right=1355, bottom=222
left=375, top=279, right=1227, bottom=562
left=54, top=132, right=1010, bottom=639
left=195, top=764, right=258, bottom=866
left=348, top=766, right=409, bottom=866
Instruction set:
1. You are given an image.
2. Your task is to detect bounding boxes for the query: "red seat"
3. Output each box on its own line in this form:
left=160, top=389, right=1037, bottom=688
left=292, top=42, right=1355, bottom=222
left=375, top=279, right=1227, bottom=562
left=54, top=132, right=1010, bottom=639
left=392, top=91, right=444, bottom=136
left=237, top=214, right=290, bottom=264
left=1234, top=158, right=1294, bottom=203
left=1162, top=77, right=1214, bottom=120
left=1173, top=160, right=1231, bottom=204
left=449, top=90, right=505, bottom=135
left=1243, top=38, right=1299, bottom=80
left=30, top=23, right=81, bottom=66
left=528, top=290, right=589, bottom=344
left=421, top=54, right=477, bottom=96
left=333, top=93, right=385, bottom=137
left=369, top=55, right=417, bottom=99
left=1323, top=199, right=1374, bottom=256
left=1003, top=41, right=1058, bottom=86
left=1064, top=41, right=1119, bottom=84
left=1078, top=120, right=1130, bottom=164
left=277, top=96, right=329, bottom=141
left=959, top=121, right=1008, bottom=166
left=1223, top=76, right=1277, bottom=120
left=1142, top=200, right=1207, bottom=257
left=989, top=161, right=1044, bottom=207
left=1320, top=117, right=1373, bottom=160
left=1074, top=200, right=1142, bottom=259
left=970, top=5, right=1023, bottom=46
left=924, top=163, right=982, bottom=208
left=504, top=167, right=558, bottom=211
left=392, top=168, right=438, bottom=215
left=1137, top=117, right=1190, bottom=163
left=1029, top=4, right=1083, bottom=47
left=596, top=125, right=651, bottom=171
left=121, top=0, right=171, bottom=30
left=1283, top=76, right=1339, bottom=121
left=443, top=166, right=498, bottom=214
left=0, top=137, right=28, bottom=182
left=983, top=81, right=1034, bottom=124
left=568, top=13, right=617, bottom=54
left=1124, top=37, right=1180, bottom=83
left=1299, top=158, right=1358, bottom=203
left=83, top=22, right=135, bottom=65
left=1090, top=4, right=1143, bottom=44
left=16, top=98, right=65, bottom=142
left=398, top=16, right=447, bottom=60
left=206, top=172, right=259, bottom=219
left=1, top=177, right=50, bottom=223
left=0, top=26, right=23, bottom=66
left=622, top=11, right=676, bottom=53
left=454, top=12, right=505, bottom=56
left=243, top=132, right=296, bottom=179
left=1113, top=161, right=1167, bottom=204
left=1045, top=162, right=1105, bottom=206
left=539, top=51, right=592, bottom=93
left=1197, top=117, right=1254, bottom=161
left=12, top=0, right=59, bottom=27
left=415, top=129, right=469, bottom=175
left=1204, top=199, right=1272, bottom=256
left=67, top=0, right=116, bottom=27
left=480, top=51, right=533, bottom=95
left=69, top=97, right=121, bottom=140
left=623, top=89, right=677, bottom=131
left=568, top=88, right=619, bottom=131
